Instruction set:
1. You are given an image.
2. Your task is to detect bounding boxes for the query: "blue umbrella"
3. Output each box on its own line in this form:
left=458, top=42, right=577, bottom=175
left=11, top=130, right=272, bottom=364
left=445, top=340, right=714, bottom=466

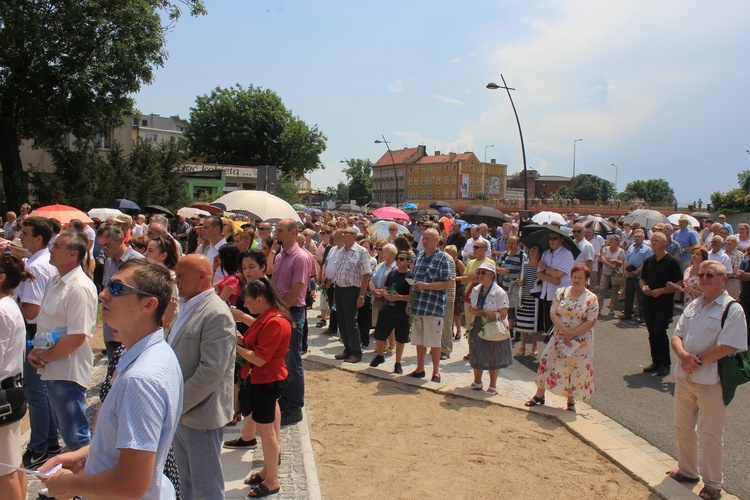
left=455, top=219, right=471, bottom=233
left=304, top=207, right=323, bottom=215
left=108, top=198, right=141, bottom=211
left=403, top=202, right=417, bottom=209
left=438, top=207, right=456, bottom=215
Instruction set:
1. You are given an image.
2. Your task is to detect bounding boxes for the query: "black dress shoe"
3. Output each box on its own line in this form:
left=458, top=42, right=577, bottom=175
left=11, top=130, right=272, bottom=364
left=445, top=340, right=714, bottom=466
left=394, top=363, right=403, bottom=374
left=280, top=411, right=303, bottom=426
left=370, top=355, right=385, bottom=367
left=334, top=351, right=351, bottom=360
left=409, top=370, right=426, bottom=378
left=657, top=365, right=671, bottom=377
left=643, top=363, right=659, bottom=373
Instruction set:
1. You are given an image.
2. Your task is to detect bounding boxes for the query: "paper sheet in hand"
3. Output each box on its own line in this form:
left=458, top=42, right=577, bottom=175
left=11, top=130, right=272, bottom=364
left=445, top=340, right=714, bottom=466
left=557, top=337, right=581, bottom=356
left=667, top=281, right=684, bottom=293
left=405, top=278, right=415, bottom=285
left=0, top=462, right=62, bottom=478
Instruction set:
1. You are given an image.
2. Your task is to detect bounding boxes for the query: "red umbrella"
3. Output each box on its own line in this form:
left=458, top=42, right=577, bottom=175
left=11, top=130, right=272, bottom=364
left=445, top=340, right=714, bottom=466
left=373, top=207, right=410, bottom=220
left=30, top=204, right=93, bottom=224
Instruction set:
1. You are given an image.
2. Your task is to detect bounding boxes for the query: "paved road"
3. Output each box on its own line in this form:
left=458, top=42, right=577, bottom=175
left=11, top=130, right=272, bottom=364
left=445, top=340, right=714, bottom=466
left=515, top=311, right=750, bottom=499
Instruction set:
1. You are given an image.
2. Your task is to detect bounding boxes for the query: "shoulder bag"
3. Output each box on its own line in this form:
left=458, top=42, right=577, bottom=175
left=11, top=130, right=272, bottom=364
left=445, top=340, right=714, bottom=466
left=477, top=285, right=511, bottom=342
left=718, top=301, right=750, bottom=405
left=0, top=373, right=26, bottom=427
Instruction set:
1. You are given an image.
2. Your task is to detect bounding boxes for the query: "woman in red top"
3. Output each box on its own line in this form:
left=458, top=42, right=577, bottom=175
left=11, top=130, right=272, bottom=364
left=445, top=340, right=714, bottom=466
left=238, top=277, right=292, bottom=498
left=214, top=244, right=242, bottom=306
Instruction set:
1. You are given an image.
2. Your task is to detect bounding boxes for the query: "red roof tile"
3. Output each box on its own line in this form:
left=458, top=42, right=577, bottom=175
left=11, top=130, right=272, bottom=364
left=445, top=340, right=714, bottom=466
left=373, top=147, right=424, bottom=167
left=416, top=152, right=475, bottom=164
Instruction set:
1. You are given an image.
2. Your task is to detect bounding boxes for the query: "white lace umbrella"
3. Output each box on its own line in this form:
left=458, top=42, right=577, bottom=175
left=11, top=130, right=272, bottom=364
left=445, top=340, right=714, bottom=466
left=211, top=190, right=301, bottom=223
left=531, top=211, right=566, bottom=225
left=177, top=207, right=211, bottom=219
left=88, top=208, right=123, bottom=221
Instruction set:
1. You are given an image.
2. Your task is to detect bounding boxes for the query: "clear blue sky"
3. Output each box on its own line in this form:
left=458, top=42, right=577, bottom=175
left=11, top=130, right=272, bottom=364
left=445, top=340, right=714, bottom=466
left=134, top=0, right=750, bottom=205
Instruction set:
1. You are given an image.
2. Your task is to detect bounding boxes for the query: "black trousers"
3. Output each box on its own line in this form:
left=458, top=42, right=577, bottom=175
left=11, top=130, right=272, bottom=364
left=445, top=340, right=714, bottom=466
left=642, top=302, right=672, bottom=367
left=357, top=299, right=372, bottom=347
left=624, top=277, right=644, bottom=317
left=335, top=286, right=361, bottom=356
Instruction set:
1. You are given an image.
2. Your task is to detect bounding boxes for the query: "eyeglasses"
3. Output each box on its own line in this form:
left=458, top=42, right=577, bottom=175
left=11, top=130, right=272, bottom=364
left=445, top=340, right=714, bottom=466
left=548, top=237, right=561, bottom=241
left=343, top=232, right=356, bottom=235
left=259, top=227, right=271, bottom=231
left=396, top=257, right=408, bottom=261
left=473, top=245, right=485, bottom=249
left=476, top=270, right=492, bottom=275
left=106, top=281, right=161, bottom=299
left=698, top=272, right=724, bottom=280
left=99, top=242, right=112, bottom=250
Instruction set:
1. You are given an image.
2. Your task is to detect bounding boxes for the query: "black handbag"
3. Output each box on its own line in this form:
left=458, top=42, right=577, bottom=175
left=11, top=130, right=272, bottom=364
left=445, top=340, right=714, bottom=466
left=0, top=373, right=26, bottom=427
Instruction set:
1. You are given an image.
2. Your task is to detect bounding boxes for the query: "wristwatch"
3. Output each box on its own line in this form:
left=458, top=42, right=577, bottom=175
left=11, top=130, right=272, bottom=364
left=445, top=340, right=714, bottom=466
left=359, top=294, right=365, bottom=298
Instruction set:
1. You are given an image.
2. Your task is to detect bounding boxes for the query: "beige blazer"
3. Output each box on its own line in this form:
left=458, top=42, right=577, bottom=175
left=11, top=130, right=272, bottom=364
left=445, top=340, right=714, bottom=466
left=169, top=291, right=236, bottom=430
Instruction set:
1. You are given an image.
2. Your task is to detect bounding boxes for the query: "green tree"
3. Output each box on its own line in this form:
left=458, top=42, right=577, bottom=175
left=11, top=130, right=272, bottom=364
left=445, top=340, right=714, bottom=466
left=184, top=84, right=327, bottom=180
left=341, top=158, right=372, bottom=206
left=570, top=174, right=615, bottom=201
left=30, top=138, right=191, bottom=211
left=621, top=179, right=675, bottom=203
left=326, top=182, right=348, bottom=204
left=274, top=174, right=301, bottom=206
left=737, top=170, right=750, bottom=193
left=0, top=0, right=205, bottom=211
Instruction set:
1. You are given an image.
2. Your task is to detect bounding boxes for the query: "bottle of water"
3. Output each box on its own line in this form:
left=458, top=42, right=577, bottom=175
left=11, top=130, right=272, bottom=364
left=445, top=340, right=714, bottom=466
left=28, top=327, right=67, bottom=350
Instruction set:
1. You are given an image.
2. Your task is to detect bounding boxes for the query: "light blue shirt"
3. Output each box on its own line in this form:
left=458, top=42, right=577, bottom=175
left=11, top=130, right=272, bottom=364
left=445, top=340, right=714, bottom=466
left=625, top=242, right=653, bottom=278
left=84, top=330, right=183, bottom=499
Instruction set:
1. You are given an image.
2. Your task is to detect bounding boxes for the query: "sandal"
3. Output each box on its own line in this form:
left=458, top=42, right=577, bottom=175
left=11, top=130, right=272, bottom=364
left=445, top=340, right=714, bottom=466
left=514, top=347, right=526, bottom=357
left=666, top=470, right=699, bottom=483
left=531, top=347, right=539, bottom=357
left=486, top=386, right=498, bottom=395
left=315, top=319, right=327, bottom=328
left=244, top=473, right=264, bottom=486
left=698, top=486, right=721, bottom=500
left=468, top=382, right=483, bottom=390
left=524, top=396, right=545, bottom=407
left=247, top=483, right=281, bottom=498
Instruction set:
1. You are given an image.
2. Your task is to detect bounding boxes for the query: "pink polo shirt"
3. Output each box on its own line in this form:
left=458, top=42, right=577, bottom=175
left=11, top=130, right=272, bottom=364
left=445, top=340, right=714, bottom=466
left=271, top=244, right=311, bottom=308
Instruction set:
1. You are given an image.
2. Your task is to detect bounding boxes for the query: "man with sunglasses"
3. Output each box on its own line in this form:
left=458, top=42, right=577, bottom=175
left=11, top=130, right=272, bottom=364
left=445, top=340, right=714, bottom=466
left=668, top=261, right=747, bottom=500
left=28, top=230, right=98, bottom=457
left=41, top=259, right=183, bottom=499
left=571, top=223, right=595, bottom=273
left=97, top=223, right=144, bottom=362
left=640, top=231, right=683, bottom=376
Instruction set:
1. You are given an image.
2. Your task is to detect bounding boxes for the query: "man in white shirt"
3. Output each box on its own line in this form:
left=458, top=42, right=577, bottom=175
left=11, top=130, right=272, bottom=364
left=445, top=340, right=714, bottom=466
left=669, top=261, right=747, bottom=499
left=708, top=236, right=733, bottom=274
left=27, top=230, right=98, bottom=453
left=572, top=224, right=595, bottom=270
left=17, top=217, right=62, bottom=469
left=201, top=216, right=227, bottom=283
left=320, top=229, right=344, bottom=336
left=462, top=225, right=489, bottom=263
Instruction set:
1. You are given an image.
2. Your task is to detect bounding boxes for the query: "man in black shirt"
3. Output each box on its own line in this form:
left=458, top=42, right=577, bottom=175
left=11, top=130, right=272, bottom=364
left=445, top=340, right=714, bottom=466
left=369, top=251, right=413, bottom=374
left=445, top=220, right=466, bottom=252
left=640, top=231, right=683, bottom=376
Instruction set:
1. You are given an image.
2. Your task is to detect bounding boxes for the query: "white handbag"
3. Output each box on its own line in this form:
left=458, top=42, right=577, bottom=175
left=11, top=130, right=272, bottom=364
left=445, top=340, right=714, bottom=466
left=478, top=312, right=510, bottom=342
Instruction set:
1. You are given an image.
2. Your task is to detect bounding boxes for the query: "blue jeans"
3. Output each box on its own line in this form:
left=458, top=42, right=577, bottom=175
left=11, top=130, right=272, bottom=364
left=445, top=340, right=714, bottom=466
left=23, top=344, right=59, bottom=453
left=46, top=380, right=90, bottom=451
left=282, top=307, right=306, bottom=415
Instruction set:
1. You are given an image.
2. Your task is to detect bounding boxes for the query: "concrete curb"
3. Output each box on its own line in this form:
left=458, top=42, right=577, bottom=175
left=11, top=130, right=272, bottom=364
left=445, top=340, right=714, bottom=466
left=303, top=353, right=737, bottom=500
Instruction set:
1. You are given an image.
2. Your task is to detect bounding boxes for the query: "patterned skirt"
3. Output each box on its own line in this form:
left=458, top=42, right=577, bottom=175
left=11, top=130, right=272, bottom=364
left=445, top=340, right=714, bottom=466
left=468, top=316, right=513, bottom=370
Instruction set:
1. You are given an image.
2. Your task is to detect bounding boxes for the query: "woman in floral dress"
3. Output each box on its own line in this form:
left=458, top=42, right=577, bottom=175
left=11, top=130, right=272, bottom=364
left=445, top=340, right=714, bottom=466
left=682, top=246, right=708, bottom=305
left=524, top=264, right=598, bottom=412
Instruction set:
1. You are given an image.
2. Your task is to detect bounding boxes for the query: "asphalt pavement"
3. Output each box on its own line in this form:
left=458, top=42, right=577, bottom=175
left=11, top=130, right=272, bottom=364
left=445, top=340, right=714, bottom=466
left=517, top=310, right=750, bottom=499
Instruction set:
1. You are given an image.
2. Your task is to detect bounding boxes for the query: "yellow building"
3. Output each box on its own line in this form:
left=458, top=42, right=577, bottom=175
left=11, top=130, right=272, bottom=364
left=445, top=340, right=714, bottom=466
left=405, top=151, right=507, bottom=207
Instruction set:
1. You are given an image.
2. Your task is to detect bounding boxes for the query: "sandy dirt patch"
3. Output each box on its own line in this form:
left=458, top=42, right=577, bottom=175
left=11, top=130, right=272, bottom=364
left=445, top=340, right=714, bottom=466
left=305, top=361, right=655, bottom=499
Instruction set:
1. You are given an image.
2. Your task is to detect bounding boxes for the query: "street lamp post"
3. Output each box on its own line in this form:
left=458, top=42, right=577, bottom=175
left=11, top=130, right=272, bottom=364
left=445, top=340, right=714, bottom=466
left=374, top=137, right=399, bottom=207
left=571, top=139, right=583, bottom=199
left=611, top=163, right=618, bottom=194
left=486, top=76, right=528, bottom=210
left=484, top=144, right=494, bottom=164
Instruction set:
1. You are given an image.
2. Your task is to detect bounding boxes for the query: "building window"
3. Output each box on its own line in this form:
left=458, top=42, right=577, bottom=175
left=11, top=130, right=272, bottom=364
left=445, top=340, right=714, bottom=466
left=429, top=166, right=433, bottom=173
left=436, top=178, right=441, bottom=185
left=421, top=190, right=426, bottom=198
left=452, top=177, right=456, bottom=184
left=470, top=177, right=474, bottom=186
left=422, top=178, right=426, bottom=185
left=428, top=190, right=432, bottom=198
left=408, top=179, right=412, bottom=185
left=437, top=165, right=441, bottom=172
left=453, top=165, right=457, bottom=171
left=445, top=190, right=450, bottom=198
left=409, top=166, right=413, bottom=173
left=470, top=166, right=473, bottom=173
left=93, top=128, right=113, bottom=150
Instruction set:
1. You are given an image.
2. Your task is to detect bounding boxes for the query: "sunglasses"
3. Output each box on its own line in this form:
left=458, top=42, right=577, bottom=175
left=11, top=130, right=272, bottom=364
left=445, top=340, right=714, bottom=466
left=698, top=272, right=724, bottom=280
left=476, top=270, right=493, bottom=275
left=107, top=280, right=161, bottom=299
left=396, top=257, right=408, bottom=261
left=572, top=230, right=582, bottom=233
left=473, top=245, right=485, bottom=249
left=548, top=237, right=561, bottom=241
left=259, top=227, right=271, bottom=231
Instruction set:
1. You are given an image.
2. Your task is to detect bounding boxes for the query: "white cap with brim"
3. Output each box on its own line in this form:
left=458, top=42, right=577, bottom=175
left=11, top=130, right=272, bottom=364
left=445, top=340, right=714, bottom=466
left=477, top=262, right=496, bottom=274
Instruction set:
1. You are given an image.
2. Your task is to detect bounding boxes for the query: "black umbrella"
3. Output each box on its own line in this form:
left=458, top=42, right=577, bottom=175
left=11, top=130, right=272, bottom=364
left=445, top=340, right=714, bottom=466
left=460, top=205, right=508, bottom=225
left=367, top=202, right=385, bottom=209
left=144, top=205, right=174, bottom=217
left=410, top=208, right=439, bottom=219
left=519, top=224, right=581, bottom=259
left=108, top=198, right=141, bottom=211
left=576, top=215, right=616, bottom=236
left=429, top=201, right=452, bottom=209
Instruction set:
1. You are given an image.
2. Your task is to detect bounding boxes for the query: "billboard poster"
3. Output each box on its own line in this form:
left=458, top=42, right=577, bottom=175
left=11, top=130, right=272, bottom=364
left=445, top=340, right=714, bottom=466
left=489, top=175, right=500, bottom=195
left=459, top=173, right=469, bottom=198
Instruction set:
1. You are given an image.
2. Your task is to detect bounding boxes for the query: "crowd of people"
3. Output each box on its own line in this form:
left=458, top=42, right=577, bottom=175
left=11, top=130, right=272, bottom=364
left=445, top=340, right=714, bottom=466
left=0, top=203, right=747, bottom=500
